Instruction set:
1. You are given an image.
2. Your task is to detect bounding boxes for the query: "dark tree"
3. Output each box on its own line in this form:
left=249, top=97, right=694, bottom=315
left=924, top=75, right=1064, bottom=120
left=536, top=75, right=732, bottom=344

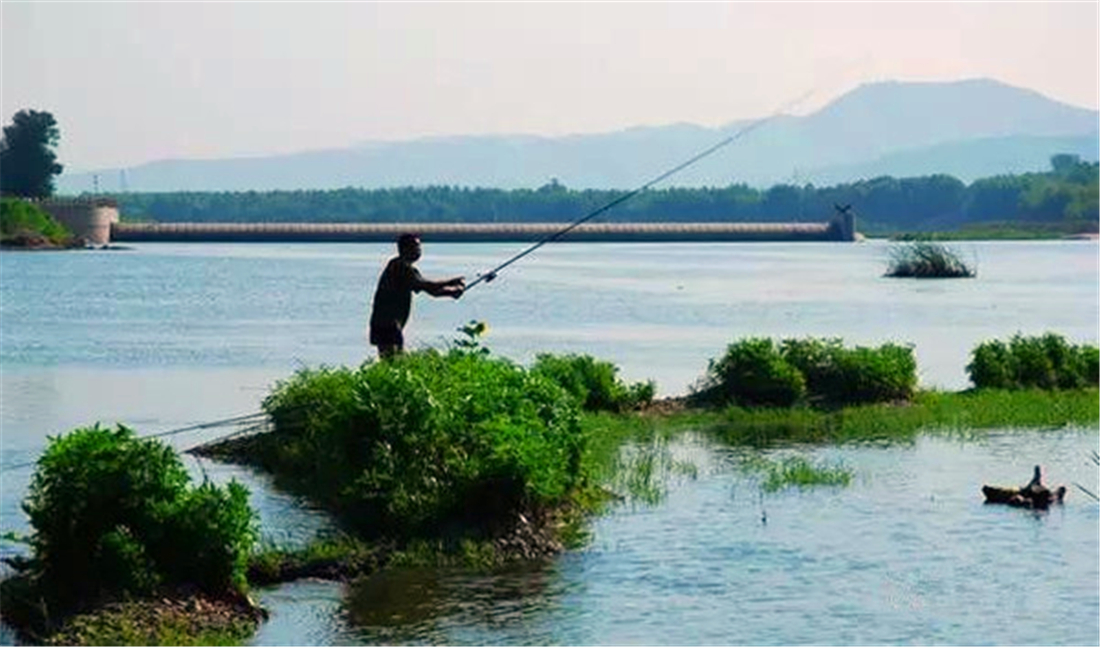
left=1, top=110, right=64, bottom=197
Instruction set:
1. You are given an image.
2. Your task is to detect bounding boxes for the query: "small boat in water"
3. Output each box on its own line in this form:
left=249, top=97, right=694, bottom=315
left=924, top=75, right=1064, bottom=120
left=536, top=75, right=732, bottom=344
left=982, top=465, right=1066, bottom=510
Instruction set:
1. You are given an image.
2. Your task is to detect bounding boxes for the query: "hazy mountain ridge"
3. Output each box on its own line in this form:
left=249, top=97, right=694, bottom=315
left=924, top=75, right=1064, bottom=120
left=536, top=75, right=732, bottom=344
left=58, top=78, right=1099, bottom=194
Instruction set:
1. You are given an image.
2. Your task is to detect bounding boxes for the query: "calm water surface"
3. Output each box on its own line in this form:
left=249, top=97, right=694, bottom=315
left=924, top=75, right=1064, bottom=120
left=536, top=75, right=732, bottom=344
left=1, top=240, right=1097, bottom=645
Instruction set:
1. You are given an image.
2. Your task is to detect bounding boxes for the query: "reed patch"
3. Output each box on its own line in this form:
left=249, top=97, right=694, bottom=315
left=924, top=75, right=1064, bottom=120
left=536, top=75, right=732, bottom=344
left=885, top=241, right=976, bottom=278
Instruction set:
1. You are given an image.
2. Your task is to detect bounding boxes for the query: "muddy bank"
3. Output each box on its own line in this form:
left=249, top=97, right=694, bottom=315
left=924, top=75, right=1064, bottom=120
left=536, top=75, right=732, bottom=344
left=1, top=576, right=263, bottom=646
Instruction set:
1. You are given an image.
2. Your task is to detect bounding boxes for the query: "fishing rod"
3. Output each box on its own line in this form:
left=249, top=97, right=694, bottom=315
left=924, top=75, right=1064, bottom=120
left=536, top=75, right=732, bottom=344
left=462, top=70, right=855, bottom=292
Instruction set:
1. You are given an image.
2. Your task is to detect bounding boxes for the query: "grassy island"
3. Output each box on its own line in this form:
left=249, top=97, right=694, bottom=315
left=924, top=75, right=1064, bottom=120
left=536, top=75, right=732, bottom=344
left=2, top=330, right=1097, bottom=645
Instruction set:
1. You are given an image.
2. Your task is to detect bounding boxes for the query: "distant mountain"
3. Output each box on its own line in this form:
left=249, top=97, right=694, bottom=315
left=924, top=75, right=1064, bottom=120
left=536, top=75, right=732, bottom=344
left=58, top=78, right=1099, bottom=194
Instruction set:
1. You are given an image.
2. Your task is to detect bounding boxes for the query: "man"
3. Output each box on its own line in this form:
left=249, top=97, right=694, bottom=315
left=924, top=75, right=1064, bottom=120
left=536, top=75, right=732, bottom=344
left=369, top=233, right=465, bottom=359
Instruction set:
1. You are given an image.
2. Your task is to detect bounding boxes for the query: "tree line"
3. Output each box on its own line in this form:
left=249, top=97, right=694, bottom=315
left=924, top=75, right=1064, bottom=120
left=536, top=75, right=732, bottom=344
left=110, top=157, right=1098, bottom=234
left=3, top=108, right=1095, bottom=233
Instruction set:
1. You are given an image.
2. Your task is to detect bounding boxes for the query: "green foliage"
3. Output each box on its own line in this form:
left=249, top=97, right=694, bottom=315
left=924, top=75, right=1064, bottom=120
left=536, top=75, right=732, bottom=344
left=0, top=197, right=72, bottom=245
left=260, top=350, right=586, bottom=538
left=967, top=333, right=1099, bottom=390
left=740, top=454, right=853, bottom=492
left=108, top=156, right=1097, bottom=234
left=453, top=320, right=491, bottom=356
left=21, top=424, right=257, bottom=601
left=885, top=241, right=976, bottom=278
left=703, top=388, right=1099, bottom=448
left=697, top=338, right=806, bottom=407
left=530, top=353, right=655, bottom=412
left=781, top=338, right=917, bottom=406
left=695, top=337, right=916, bottom=409
left=1, top=109, right=64, bottom=197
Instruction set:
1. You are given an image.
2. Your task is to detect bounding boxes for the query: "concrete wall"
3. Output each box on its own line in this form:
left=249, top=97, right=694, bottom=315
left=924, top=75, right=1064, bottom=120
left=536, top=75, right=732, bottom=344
left=31, top=198, right=120, bottom=246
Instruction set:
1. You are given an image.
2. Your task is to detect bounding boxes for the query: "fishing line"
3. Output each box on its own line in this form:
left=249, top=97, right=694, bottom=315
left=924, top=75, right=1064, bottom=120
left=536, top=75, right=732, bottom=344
left=463, top=57, right=868, bottom=292
left=0, top=411, right=272, bottom=472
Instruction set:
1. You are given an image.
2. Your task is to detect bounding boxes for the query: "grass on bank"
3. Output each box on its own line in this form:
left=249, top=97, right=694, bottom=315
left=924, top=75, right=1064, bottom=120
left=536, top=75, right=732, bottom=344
left=889, top=220, right=1099, bottom=241
left=645, top=387, right=1100, bottom=449
left=0, top=197, right=73, bottom=247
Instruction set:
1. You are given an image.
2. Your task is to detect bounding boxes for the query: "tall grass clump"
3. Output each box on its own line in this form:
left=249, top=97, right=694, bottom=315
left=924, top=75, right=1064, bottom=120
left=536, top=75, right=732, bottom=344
left=531, top=353, right=655, bottom=412
left=259, top=348, right=586, bottom=539
left=885, top=241, right=975, bottom=278
left=968, top=333, right=1099, bottom=389
left=693, top=337, right=916, bottom=408
left=0, top=197, right=73, bottom=246
left=18, top=424, right=256, bottom=604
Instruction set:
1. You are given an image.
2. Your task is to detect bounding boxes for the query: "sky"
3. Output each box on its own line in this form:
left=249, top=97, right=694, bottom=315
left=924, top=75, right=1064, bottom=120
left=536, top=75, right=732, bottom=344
left=2, top=1, right=1097, bottom=173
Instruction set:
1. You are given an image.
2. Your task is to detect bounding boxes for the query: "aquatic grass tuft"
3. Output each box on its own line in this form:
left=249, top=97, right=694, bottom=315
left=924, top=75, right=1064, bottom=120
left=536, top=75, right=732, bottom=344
left=740, top=455, right=853, bottom=493
left=885, top=241, right=976, bottom=278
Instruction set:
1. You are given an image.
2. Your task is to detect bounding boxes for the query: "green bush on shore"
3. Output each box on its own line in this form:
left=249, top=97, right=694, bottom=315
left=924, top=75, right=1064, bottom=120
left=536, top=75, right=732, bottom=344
left=0, top=197, right=72, bottom=246
left=531, top=352, right=655, bottom=412
left=19, top=424, right=256, bottom=604
left=968, top=333, right=1100, bottom=390
left=694, top=337, right=917, bottom=409
left=260, top=348, right=587, bottom=538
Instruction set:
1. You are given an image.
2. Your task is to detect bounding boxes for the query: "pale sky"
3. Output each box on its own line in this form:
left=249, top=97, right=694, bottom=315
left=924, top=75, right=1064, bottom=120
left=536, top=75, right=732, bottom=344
left=2, top=1, right=1097, bottom=173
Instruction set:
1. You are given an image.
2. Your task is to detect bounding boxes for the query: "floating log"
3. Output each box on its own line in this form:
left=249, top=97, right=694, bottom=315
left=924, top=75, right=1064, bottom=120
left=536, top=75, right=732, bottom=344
left=982, top=465, right=1066, bottom=510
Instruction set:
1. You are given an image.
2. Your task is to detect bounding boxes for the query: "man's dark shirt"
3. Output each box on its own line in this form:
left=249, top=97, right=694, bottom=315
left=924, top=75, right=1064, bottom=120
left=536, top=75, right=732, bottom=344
left=370, top=256, right=424, bottom=331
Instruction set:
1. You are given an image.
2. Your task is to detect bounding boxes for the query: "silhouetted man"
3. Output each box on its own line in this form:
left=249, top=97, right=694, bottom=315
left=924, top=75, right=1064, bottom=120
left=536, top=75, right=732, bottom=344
left=369, top=233, right=464, bottom=359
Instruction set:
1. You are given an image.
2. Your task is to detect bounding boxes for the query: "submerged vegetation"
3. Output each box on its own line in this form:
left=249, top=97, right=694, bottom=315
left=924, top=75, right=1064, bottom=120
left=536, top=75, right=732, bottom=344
left=885, top=241, right=976, bottom=278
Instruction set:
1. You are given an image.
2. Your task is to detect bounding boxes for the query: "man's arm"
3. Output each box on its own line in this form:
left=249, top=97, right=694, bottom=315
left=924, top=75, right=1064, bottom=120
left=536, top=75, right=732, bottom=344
left=413, top=275, right=465, bottom=299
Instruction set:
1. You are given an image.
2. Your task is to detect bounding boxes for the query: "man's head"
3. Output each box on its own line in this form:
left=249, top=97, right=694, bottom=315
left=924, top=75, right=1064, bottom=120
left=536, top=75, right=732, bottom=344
left=397, top=233, right=422, bottom=262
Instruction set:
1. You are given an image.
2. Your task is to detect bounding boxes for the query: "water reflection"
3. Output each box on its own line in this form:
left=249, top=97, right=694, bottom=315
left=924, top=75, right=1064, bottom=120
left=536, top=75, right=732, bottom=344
left=344, top=562, right=562, bottom=645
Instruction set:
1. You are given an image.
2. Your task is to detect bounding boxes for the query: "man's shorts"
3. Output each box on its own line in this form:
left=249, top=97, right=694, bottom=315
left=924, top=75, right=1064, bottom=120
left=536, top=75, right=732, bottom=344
left=369, top=321, right=404, bottom=348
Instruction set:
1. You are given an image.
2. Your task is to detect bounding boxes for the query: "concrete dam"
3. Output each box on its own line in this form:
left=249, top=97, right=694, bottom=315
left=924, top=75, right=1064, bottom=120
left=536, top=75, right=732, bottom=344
left=36, top=199, right=858, bottom=244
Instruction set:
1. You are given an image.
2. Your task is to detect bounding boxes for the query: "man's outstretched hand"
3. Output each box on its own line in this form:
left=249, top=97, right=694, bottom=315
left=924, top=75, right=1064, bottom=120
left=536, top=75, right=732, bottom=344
left=450, top=276, right=466, bottom=299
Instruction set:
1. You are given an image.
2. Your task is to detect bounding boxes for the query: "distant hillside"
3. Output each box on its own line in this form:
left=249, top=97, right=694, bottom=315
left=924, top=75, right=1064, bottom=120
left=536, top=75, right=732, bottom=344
left=58, top=78, right=1099, bottom=193
left=806, top=133, right=1100, bottom=186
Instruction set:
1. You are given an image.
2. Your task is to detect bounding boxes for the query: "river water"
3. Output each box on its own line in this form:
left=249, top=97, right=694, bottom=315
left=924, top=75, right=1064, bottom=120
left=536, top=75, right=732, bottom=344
left=1, top=240, right=1097, bottom=645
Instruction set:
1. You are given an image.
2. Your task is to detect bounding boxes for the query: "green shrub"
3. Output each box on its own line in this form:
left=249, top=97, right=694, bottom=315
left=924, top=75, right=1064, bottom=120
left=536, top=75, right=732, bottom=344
left=967, top=333, right=1099, bottom=390
left=261, top=350, right=586, bottom=538
left=696, top=337, right=917, bottom=409
left=21, top=424, right=257, bottom=601
left=885, top=241, right=976, bottom=278
left=0, top=197, right=72, bottom=245
left=966, top=339, right=1017, bottom=389
left=781, top=338, right=917, bottom=406
left=696, top=338, right=806, bottom=407
left=531, top=353, right=655, bottom=412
